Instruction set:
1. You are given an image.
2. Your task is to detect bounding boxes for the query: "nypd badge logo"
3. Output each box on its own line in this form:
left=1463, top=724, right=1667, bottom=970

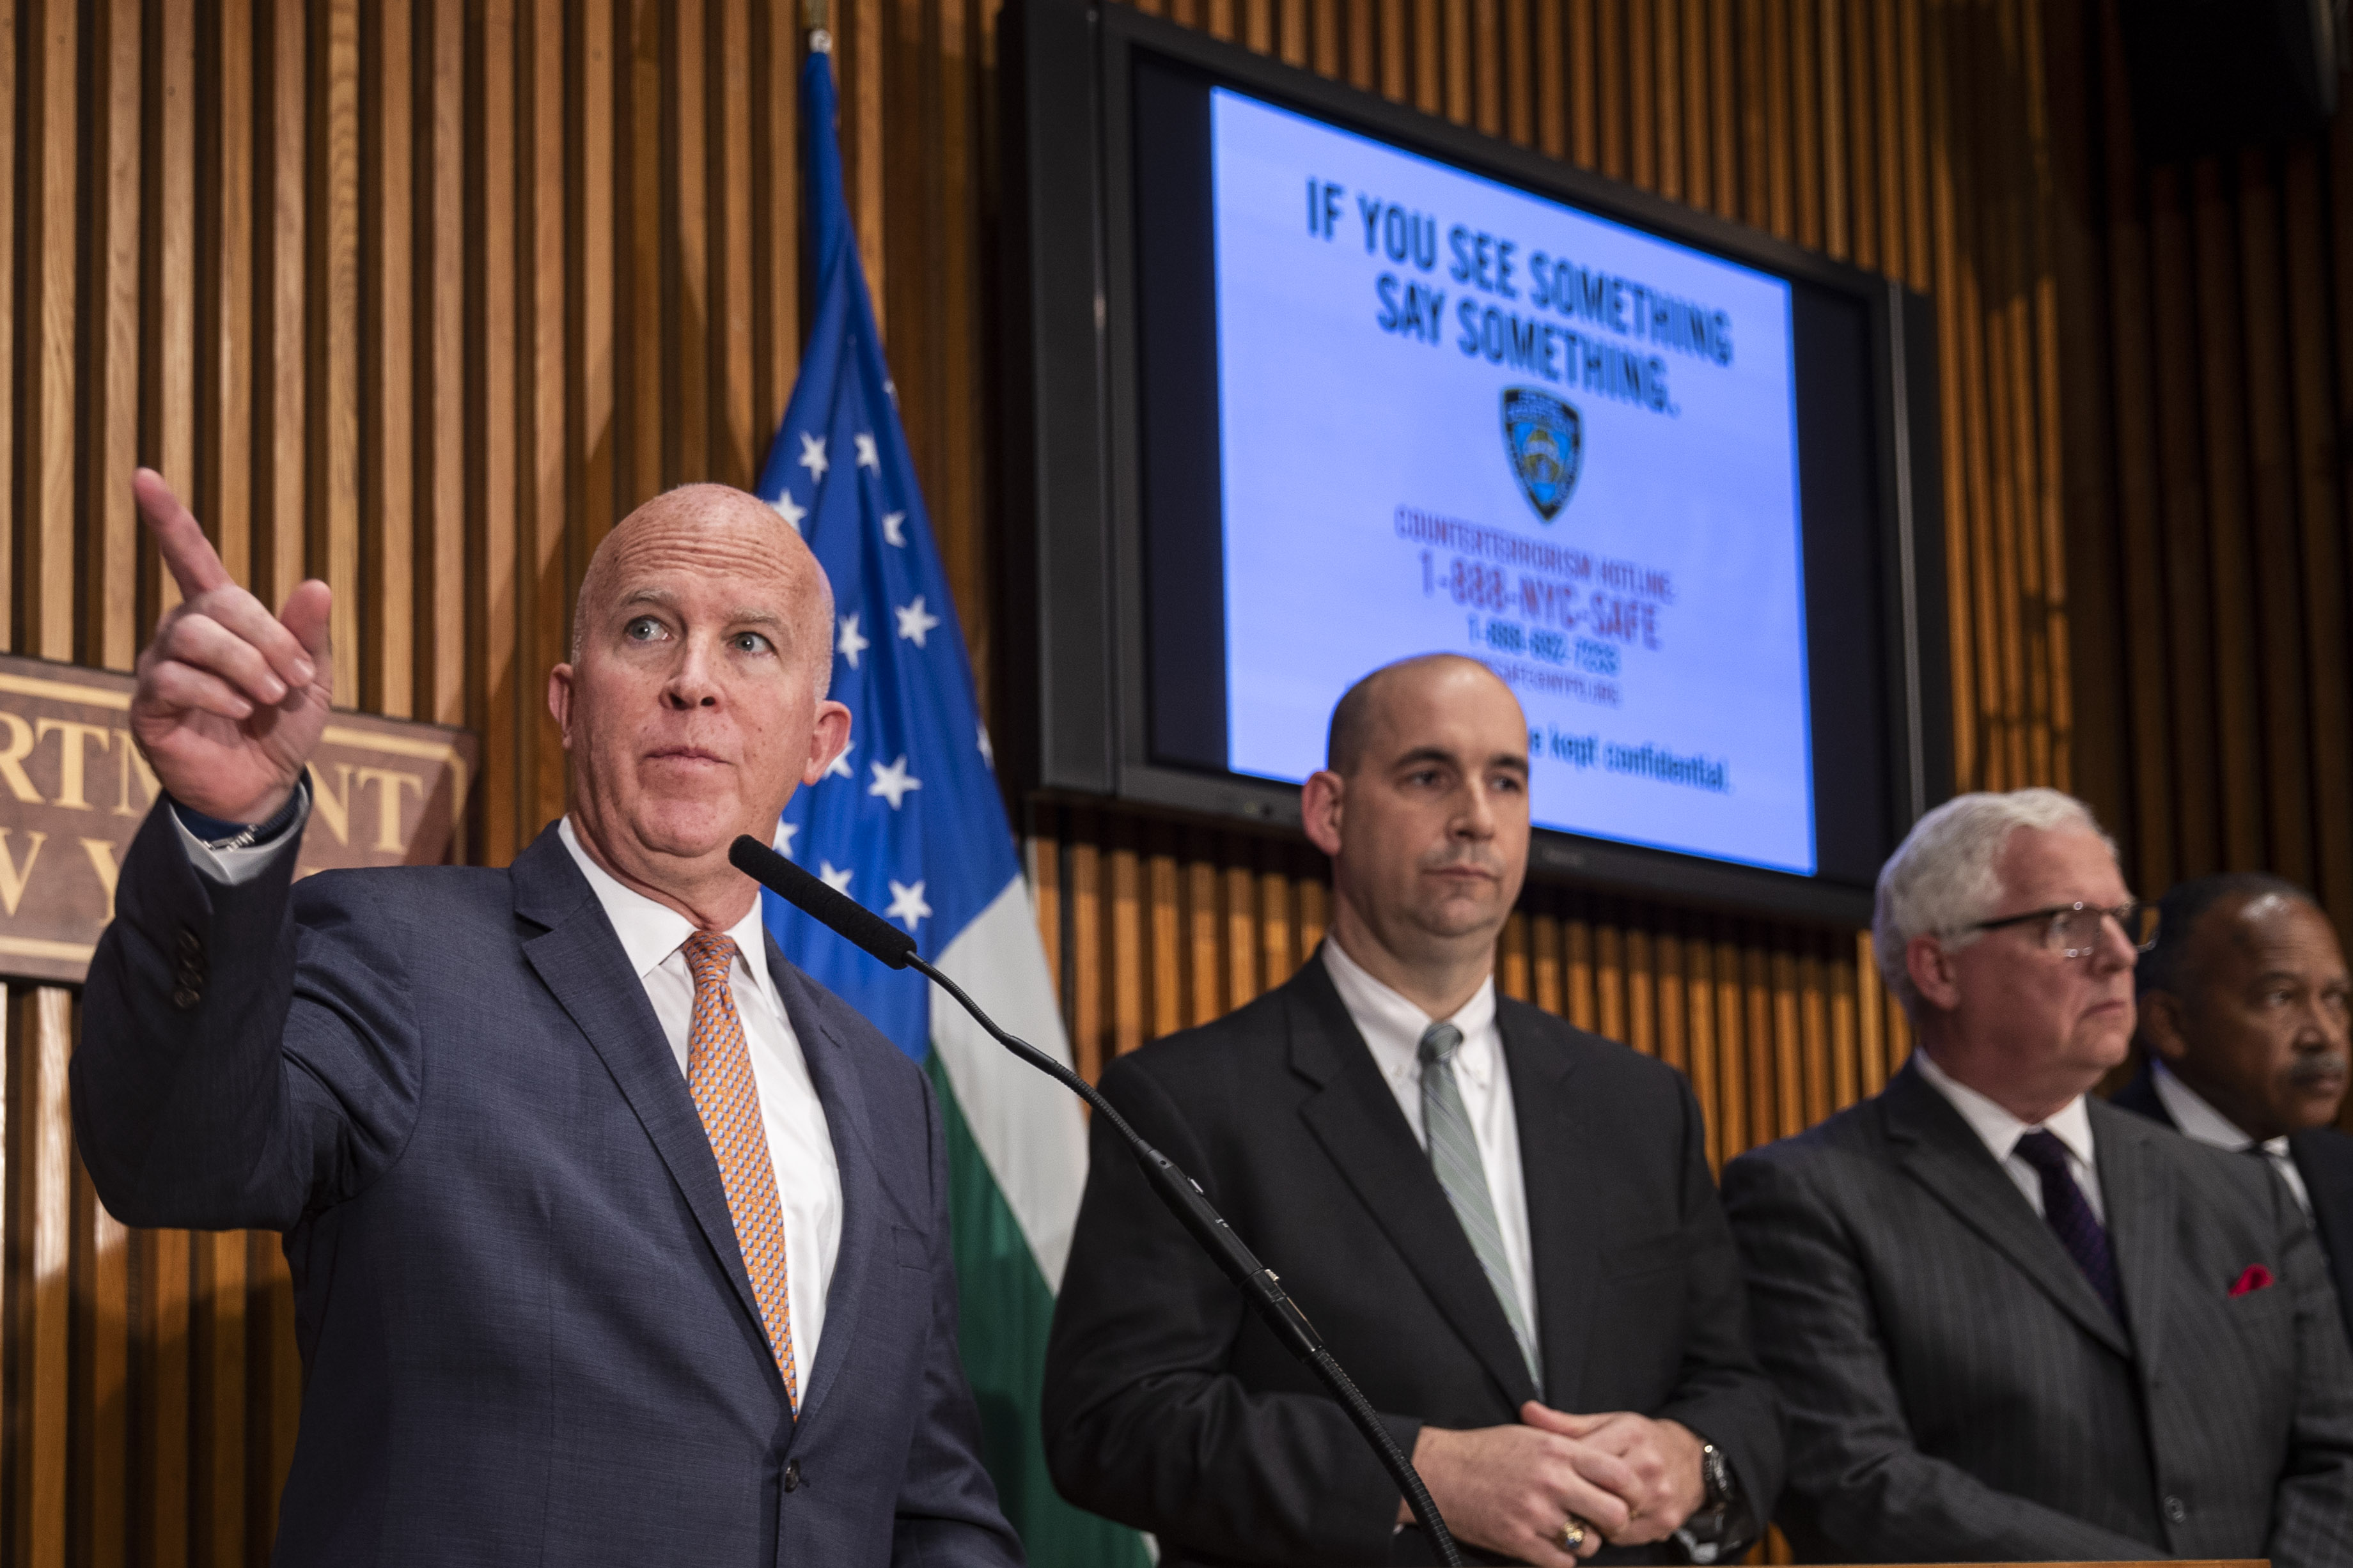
left=1502, top=387, right=1582, bottom=522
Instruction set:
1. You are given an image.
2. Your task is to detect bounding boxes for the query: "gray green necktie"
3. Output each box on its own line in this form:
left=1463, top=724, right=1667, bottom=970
left=1418, top=1021, right=1542, bottom=1390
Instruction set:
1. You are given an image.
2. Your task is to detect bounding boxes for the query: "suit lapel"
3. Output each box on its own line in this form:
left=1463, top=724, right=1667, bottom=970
left=763, top=940, right=881, bottom=1432
left=1882, top=1063, right=2132, bottom=1358
left=510, top=827, right=774, bottom=1352
left=1504, top=1002, right=1596, bottom=1412
left=2092, top=1100, right=2170, bottom=1374
left=2292, top=1130, right=2353, bottom=1282
left=1286, top=958, right=1541, bottom=1411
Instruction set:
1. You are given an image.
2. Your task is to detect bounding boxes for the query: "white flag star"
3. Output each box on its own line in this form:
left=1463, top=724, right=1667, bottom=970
left=819, top=862, right=854, bottom=892
left=825, top=738, right=855, bottom=779
left=886, top=879, right=932, bottom=932
left=868, top=754, right=923, bottom=810
left=837, top=612, right=870, bottom=669
left=771, top=491, right=807, bottom=532
left=895, top=596, right=941, bottom=648
left=774, top=821, right=798, bottom=858
left=881, top=510, right=907, bottom=547
left=855, top=432, right=880, bottom=470
left=797, top=432, right=829, bottom=481
left=977, top=722, right=994, bottom=772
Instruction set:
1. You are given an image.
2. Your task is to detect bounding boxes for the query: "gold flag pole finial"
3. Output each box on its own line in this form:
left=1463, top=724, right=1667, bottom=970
left=804, top=0, right=831, bottom=52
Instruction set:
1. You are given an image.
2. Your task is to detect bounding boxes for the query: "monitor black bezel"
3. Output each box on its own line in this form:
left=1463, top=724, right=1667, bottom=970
left=999, top=0, right=1950, bottom=928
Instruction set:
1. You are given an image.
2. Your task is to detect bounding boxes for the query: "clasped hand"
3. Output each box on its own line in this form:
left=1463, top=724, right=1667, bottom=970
left=1405, top=1401, right=1707, bottom=1564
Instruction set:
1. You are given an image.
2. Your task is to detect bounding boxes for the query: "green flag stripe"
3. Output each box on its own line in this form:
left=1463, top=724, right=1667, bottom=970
left=930, top=1055, right=1152, bottom=1568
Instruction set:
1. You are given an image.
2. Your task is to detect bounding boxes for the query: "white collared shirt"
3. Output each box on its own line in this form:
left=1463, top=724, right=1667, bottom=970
left=1320, top=938, right=1538, bottom=1344
left=2150, top=1059, right=2311, bottom=1216
left=1913, top=1048, right=2105, bottom=1223
left=556, top=817, right=842, bottom=1379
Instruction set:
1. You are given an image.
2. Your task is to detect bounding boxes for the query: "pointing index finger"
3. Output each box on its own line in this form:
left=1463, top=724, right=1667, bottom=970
left=134, top=468, right=232, bottom=600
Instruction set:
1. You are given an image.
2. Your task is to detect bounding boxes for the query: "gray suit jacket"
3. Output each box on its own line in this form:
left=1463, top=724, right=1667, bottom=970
left=1722, top=1058, right=2353, bottom=1565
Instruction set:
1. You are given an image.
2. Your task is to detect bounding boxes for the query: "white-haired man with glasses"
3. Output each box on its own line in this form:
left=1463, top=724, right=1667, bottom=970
left=1722, top=788, right=2353, bottom=1565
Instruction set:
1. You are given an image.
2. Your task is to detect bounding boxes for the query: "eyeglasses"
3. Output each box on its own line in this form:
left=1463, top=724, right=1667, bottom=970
left=1966, top=900, right=2159, bottom=959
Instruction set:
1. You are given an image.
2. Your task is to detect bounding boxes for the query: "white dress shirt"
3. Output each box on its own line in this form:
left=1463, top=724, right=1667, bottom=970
left=1321, top=938, right=1538, bottom=1344
left=1913, top=1048, right=2105, bottom=1223
left=2150, top=1059, right=2312, bottom=1216
left=558, top=817, right=841, bottom=1379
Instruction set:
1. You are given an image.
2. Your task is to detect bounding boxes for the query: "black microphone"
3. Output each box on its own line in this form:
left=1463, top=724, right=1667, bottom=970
left=728, top=834, right=1465, bottom=1565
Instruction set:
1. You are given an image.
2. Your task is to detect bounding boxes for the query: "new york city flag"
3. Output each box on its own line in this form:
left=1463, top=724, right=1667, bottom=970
left=754, top=45, right=1147, bottom=1568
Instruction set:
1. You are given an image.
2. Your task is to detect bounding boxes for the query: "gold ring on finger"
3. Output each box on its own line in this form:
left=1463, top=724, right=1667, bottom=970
left=1558, top=1515, right=1589, bottom=1552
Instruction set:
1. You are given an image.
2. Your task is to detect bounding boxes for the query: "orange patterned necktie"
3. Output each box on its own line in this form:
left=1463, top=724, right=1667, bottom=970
left=682, top=931, right=799, bottom=1411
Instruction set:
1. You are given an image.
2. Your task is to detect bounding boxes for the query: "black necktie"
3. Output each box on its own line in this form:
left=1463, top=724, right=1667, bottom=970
left=2013, top=1129, right=2123, bottom=1323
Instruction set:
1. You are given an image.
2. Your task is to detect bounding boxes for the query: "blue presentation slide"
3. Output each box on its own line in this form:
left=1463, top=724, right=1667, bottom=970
left=1210, top=89, right=1816, bottom=875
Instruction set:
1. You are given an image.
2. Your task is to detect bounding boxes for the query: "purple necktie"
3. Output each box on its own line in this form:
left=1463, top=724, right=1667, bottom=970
left=2013, top=1129, right=2123, bottom=1324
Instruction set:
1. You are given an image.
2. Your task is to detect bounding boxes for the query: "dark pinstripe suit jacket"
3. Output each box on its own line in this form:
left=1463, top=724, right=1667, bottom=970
left=2109, top=1060, right=2353, bottom=1353
left=1722, top=1058, right=2353, bottom=1565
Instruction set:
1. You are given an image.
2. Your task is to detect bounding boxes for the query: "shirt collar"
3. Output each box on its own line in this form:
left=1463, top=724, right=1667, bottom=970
left=1913, top=1046, right=2098, bottom=1170
left=558, top=816, right=778, bottom=1013
left=2150, top=1059, right=2288, bottom=1158
left=1320, top=936, right=1499, bottom=1090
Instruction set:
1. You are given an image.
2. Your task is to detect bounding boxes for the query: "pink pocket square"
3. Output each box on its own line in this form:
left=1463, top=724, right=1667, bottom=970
left=2230, top=1264, right=2276, bottom=1297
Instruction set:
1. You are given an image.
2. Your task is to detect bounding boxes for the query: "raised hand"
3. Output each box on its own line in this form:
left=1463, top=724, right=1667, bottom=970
left=128, top=469, right=332, bottom=824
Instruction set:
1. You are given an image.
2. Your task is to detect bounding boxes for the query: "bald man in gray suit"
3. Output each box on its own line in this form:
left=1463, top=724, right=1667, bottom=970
left=1724, top=790, right=2353, bottom=1565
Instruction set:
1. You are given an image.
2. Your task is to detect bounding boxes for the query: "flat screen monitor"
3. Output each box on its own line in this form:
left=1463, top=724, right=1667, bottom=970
left=1001, top=0, right=1949, bottom=925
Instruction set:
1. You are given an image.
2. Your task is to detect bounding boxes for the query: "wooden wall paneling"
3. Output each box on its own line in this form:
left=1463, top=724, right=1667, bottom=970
left=71, top=1092, right=128, bottom=1568
left=1682, top=931, right=1722, bottom=1172
left=569, top=0, right=611, bottom=613
left=2281, top=139, right=2353, bottom=929
left=2233, top=147, right=2314, bottom=885
left=1591, top=907, right=1626, bottom=1045
left=0, top=0, right=15, bottom=646
left=191, top=1229, right=245, bottom=1566
left=1642, top=0, right=1673, bottom=202
left=524, top=0, right=569, bottom=835
left=1622, top=924, right=1657, bottom=1058
left=11, top=987, right=72, bottom=1565
left=22, top=0, right=76, bottom=664
left=2189, top=157, right=2265, bottom=872
left=261, top=0, right=308, bottom=616
left=1796, top=938, right=1829, bottom=1129
left=473, top=0, right=520, bottom=865
left=1561, top=904, right=1595, bottom=1033
left=1827, top=938, right=1858, bottom=1112
left=2145, top=163, right=2220, bottom=876
left=1067, top=810, right=1106, bottom=1082
left=1109, top=816, right=1145, bottom=1061
left=317, top=0, right=363, bottom=704
left=365, top=0, right=418, bottom=720
left=1147, top=823, right=1182, bottom=1040
left=1527, top=910, right=1561, bottom=1016
left=1840, top=0, right=1873, bottom=270
left=424, top=0, right=468, bottom=733
left=620, top=0, right=664, bottom=516
left=89, top=0, right=144, bottom=676
left=718, top=0, right=757, bottom=490
left=1652, top=925, right=1687, bottom=1075
left=1709, top=929, right=1748, bottom=1171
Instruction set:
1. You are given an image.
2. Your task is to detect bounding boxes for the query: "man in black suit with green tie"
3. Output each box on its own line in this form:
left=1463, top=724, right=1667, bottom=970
left=2112, top=871, right=2353, bottom=1349
left=1042, top=655, right=1779, bottom=1567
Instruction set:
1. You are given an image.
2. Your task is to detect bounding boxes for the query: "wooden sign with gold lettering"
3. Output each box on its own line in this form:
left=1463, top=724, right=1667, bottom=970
left=0, top=653, right=477, bottom=984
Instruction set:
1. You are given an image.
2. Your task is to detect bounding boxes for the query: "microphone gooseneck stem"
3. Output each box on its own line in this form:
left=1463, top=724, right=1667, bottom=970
left=907, top=954, right=1465, bottom=1565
